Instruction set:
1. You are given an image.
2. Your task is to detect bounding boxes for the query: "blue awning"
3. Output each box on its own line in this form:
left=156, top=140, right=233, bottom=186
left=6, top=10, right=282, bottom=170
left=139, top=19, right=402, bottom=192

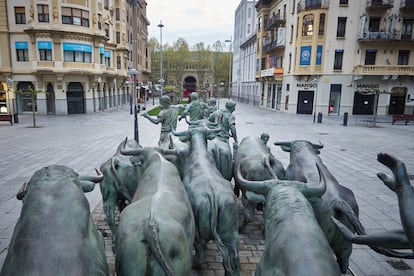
left=63, top=43, right=92, bottom=52
left=15, top=41, right=28, bottom=49
left=99, top=46, right=105, bottom=54
left=335, top=49, right=344, bottom=53
left=37, top=41, right=52, bottom=50
left=104, top=50, right=111, bottom=58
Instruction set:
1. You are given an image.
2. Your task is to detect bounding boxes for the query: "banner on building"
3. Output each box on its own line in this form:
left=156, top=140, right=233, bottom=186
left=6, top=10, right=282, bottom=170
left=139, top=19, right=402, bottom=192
left=300, top=46, right=311, bottom=66
left=316, top=45, right=322, bottom=65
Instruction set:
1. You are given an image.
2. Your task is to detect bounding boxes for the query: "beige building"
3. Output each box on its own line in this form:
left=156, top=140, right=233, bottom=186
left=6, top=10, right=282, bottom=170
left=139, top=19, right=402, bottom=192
left=253, top=0, right=414, bottom=116
left=0, top=0, right=150, bottom=116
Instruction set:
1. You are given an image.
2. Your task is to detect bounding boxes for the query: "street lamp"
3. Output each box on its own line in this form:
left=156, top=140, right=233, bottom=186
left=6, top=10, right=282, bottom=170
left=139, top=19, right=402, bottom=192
left=158, top=20, right=164, bottom=97
left=6, top=77, right=17, bottom=123
left=224, top=38, right=232, bottom=100
left=219, top=81, right=225, bottom=109
left=127, top=0, right=139, bottom=143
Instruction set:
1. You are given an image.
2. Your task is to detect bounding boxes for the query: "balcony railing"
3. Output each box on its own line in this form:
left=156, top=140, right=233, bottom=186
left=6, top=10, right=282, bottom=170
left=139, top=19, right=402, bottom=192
left=366, top=0, right=394, bottom=11
left=297, top=0, right=329, bottom=12
left=262, top=40, right=285, bottom=53
left=353, top=65, right=414, bottom=75
left=359, top=31, right=398, bottom=41
left=264, top=15, right=286, bottom=31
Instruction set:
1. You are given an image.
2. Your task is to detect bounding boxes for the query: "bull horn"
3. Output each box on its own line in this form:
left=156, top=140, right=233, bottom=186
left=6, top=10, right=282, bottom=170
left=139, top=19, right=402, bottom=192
left=274, top=141, right=292, bottom=152
left=299, top=162, right=327, bottom=198
left=79, top=168, right=104, bottom=183
left=312, top=142, right=324, bottom=150
left=235, top=162, right=274, bottom=195
left=16, top=181, right=28, bottom=200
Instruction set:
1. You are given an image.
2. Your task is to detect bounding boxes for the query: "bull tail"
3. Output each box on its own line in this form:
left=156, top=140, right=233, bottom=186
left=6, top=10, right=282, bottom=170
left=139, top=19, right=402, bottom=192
left=333, top=199, right=414, bottom=259
left=110, top=157, right=132, bottom=202
left=143, top=214, right=175, bottom=276
left=208, top=186, right=235, bottom=274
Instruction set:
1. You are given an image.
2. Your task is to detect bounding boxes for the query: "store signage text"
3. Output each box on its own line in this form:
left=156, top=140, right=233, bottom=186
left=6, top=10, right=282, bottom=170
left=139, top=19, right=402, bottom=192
left=261, top=68, right=274, bottom=77
left=356, top=83, right=380, bottom=89
left=297, top=83, right=317, bottom=88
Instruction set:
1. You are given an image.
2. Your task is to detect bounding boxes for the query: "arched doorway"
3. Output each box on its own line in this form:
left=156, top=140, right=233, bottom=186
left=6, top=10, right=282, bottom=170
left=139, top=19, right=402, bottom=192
left=67, top=82, right=85, bottom=114
left=46, top=82, right=55, bottom=114
left=183, top=76, right=197, bottom=98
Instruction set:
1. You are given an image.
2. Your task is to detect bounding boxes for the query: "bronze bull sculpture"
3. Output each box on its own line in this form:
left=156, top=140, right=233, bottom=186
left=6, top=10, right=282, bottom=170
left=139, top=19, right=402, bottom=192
left=236, top=162, right=341, bottom=275
left=173, top=120, right=240, bottom=275
left=275, top=140, right=364, bottom=273
left=1, top=165, right=108, bottom=276
left=115, top=147, right=195, bottom=275
left=332, top=153, right=414, bottom=258
left=98, top=138, right=143, bottom=250
left=233, top=134, right=285, bottom=230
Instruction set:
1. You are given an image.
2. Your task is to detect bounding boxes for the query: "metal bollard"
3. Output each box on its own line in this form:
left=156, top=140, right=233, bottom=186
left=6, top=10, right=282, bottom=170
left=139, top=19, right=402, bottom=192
left=317, top=112, right=322, bottom=123
left=343, top=112, right=348, bottom=126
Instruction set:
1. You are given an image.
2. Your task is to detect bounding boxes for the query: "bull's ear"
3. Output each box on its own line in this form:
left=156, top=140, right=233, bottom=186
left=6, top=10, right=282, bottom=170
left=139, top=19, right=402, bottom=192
left=280, top=145, right=291, bottom=152
left=16, top=182, right=28, bottom=200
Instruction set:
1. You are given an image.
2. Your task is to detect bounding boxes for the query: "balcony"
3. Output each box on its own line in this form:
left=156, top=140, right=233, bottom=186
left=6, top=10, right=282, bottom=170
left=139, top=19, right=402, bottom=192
left=366, top=0, right=393, bottom=11
left=262, top=40, right=285, bottom=53
left=359, top=31, right=398, bottom=41
left=264, top=15, right=286, bottom=31
left=400, top=0, right=414, bottom=12
left=353, top=65, right=414, bottom=75
left=297, top=0, right=329, bottom=12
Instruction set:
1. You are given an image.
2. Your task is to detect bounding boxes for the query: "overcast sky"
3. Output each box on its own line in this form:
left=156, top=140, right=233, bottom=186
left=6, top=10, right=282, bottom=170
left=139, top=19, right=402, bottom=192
left=146, top=0, right=240, bottom=48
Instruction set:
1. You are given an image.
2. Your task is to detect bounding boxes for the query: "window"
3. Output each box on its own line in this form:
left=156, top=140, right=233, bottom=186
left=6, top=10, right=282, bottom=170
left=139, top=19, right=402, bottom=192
left=116, top=8, right=120, bottom=21
left=98, top=14, right=102, bottom=30
left=398, top=50, right=410, bottom=65
left=37, top=4, right=49, bottom=23
left=368, top=17, right=380, bottom=32
left=364, top=49, right=377, bottom=65
left=334, top=50, right=344, bottom=70
left=62, top=7, right=89, bottom=27
left=117, top=56, right=121, bottom=69
left=38, top=41, right=52, bottom=61
left=63, top=43, right=92, bottom=63
left=319, top=14, right=325, bottom=36
left=116, top=32, right=120, bottom=44
left=105, top=23, right=109, bottom=38
left=306, top=0, right=321, bottom=9
left=337, top=17, right=347, bottom=37
left=104, top=51, right=111, bottom=67
left=15, top=42, right=29, bottom=61
left=402, top=18, right=413, bottom=39
left=15, top=7, right=26, bottom=24
left=17, top=49, right=29, bottom=61
left=39, top=49, right=52, bottom=61
left=104, top=0, right=109, bottom=10
left=340, top=0, right=348, bottom=4
left=302, top=14, right=314, bottom=36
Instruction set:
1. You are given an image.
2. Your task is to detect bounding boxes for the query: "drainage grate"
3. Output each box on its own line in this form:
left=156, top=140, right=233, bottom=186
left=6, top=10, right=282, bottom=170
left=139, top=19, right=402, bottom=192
left=318, top=132, right=329, bottom=135
left=245, top=122, right=254, bottom=125
left=409, top=175, right=414, bottom=180
left=386, top=260, right=412, bottom=271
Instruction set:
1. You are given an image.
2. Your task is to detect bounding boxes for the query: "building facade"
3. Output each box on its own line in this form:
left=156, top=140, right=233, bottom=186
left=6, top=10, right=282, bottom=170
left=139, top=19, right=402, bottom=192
left=238, top=0, right=414, bottom=116
left=233, top=0, right=260, bottom=105
left=0, top=0, right=150, bottom=116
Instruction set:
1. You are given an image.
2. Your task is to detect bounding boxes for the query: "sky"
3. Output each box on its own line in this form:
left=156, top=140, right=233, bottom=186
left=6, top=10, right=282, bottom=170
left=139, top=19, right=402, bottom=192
left=146, top=0, right=240, bottom=48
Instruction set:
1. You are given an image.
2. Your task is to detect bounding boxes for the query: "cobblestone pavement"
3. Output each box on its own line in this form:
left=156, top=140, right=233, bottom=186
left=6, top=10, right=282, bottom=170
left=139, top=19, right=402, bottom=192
left=1, top=98, right=414, bottom=275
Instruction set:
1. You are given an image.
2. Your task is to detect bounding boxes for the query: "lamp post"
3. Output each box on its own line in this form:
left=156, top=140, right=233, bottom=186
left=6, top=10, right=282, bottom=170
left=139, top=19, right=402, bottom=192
left=127, top=0, right=139, bottom=142
left=219, top=82, right=224, bottom=109
left=158, top=21, right=164, bottom=97
left=6, top=77, right=17, bottom=123
left=224, top=38, right=232, bottom=100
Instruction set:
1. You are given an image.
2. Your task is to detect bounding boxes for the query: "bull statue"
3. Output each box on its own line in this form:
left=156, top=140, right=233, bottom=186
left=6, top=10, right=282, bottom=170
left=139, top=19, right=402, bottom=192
left=1, top=165, right=108, bottom=276
left=236, top=161, right=341, bottom=275
left=98, top=137, right=143, bottom=250
left=332, top=153, right=414, bottom=258
left=275, top=140, right=364, bottom=273
left=115, top=147, right=195, bottom=275
left=173, top=119, right=240, bottom=276
left=233, top=134, right=285, bottom=230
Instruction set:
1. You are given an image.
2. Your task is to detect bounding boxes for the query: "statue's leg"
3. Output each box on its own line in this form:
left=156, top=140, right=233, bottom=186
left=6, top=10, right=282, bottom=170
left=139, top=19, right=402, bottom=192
left=101, top=184, right=118, bottom=252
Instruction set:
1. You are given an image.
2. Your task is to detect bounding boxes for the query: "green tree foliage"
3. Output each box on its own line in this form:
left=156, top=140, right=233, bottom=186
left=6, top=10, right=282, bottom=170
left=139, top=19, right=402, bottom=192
left=150, top=38, right=232, bottom=98
left=16, top=86, right=46, bottom=128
